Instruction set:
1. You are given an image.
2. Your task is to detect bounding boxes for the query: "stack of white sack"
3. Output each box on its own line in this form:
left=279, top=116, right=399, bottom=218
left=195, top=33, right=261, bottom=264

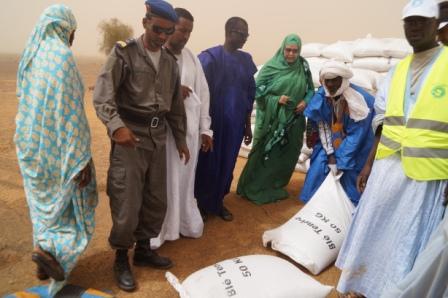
left=238, top=66, right=258, bottom=159
left=301, top=34, right=412, bottom=94
left=239, top=124, right=255, bottom=158
left=166, top=254, right=333, bottom=298
left=351, top=34, right=411, bottom=93
left=239, top=35, right=411, bottom=169
left=292, top=35, right=412, bottom=168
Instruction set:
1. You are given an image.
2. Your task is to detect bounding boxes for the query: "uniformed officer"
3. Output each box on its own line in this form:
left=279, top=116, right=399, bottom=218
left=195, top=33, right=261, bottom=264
left=93, top=0, right=189, bottom=292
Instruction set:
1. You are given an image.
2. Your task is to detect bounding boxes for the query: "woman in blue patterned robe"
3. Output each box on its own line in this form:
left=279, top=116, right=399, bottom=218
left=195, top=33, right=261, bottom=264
left=14, top=4, right=97, bottom=295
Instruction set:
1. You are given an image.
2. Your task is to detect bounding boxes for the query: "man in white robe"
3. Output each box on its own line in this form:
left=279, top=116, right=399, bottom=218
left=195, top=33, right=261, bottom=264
left=379, top=2, right=448, bottom=296
left=151, top=7, right=213, bottom=249
left=336, top=1, right=448, bottom=297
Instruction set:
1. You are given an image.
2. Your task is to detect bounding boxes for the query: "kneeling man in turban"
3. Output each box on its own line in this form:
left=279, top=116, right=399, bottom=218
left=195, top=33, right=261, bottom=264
left=299, top=61, right=375, bottom=206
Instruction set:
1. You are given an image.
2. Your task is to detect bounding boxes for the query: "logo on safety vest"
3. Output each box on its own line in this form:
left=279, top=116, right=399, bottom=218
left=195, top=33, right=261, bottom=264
left=431, top=85, right=446, bottom=99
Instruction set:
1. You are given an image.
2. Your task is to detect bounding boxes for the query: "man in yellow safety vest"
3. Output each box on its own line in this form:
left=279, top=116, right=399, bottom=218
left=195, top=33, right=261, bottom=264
left=335, top=0, right=448, bottom=297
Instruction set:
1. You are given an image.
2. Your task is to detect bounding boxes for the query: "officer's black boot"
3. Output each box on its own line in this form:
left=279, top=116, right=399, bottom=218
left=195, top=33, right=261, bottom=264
left=113, top=249, right=136, bottom=291
left=133, top=239, right=173, bottom=269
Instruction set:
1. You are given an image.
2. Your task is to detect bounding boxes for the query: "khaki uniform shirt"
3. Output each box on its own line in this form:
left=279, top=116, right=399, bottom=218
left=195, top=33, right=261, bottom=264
left=93, top=35, right=187, bottom=150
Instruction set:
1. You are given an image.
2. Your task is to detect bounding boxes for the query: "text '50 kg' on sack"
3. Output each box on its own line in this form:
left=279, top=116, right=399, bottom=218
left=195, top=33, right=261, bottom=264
left=263, top=174, right=355, bottom=275
left=166, top=255, right=333, bottom=298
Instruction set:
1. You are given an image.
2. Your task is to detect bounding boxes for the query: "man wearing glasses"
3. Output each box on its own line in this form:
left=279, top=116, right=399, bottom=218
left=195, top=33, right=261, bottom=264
left=194, top=17, right=257, bottom=222
left=93, top=0, right=189, bottom=292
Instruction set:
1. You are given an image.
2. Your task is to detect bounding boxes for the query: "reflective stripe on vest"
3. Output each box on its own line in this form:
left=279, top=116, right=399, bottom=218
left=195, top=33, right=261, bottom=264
left=376, top=47, right=448, bottom=180
left=403, top=147, right=448, bottom=158
left=384, top=116, right=405, bottom=126
left=406, top=119, right=448, bottom=133
left=379, top=134, right=401, bottom=151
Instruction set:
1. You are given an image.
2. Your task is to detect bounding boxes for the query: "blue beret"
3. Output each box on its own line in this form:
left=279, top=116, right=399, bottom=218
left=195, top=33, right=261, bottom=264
left=145, top=0, right=178, bottom=23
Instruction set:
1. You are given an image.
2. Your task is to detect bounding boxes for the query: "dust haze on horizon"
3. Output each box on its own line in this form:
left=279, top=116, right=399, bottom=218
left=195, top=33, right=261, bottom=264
left=1, top=0, right=409, bottom=65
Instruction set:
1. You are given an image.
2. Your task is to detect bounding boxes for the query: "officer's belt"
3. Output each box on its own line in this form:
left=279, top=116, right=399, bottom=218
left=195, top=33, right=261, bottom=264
left=118, top=107, right=164, bottom=128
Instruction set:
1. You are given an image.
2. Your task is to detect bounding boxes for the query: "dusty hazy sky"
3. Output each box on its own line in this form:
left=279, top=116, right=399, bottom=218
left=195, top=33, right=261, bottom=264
left=1, top=0, right=409, bottom=64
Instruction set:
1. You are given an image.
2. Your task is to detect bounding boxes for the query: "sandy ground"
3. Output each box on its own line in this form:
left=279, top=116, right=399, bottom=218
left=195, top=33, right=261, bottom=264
left=0, top=54, right=341, bottom=297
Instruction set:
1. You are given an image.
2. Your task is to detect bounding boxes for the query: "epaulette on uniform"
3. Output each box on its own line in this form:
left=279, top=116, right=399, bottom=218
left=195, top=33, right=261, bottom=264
left=115, top=38, right=136, bottom=49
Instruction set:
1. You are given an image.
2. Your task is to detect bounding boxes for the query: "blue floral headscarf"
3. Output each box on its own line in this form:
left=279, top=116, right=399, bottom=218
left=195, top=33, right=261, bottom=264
left=15, top=5, right=97, bottom=295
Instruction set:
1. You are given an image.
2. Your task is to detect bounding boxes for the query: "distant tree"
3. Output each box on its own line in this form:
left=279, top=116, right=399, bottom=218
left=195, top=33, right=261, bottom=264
left=98, top=18, right=133, bottom=55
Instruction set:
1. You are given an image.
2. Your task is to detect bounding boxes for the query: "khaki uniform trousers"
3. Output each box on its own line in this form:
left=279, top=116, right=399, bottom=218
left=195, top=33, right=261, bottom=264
left=107, top=141, right=167, bottom=249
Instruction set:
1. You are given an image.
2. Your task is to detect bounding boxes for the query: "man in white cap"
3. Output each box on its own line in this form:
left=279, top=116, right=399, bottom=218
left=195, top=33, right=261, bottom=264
left=299, top=61, right=375, bottom=206
left=335, top=0, right=448, bottom=297
left=379, top=5, right=448, bottom=296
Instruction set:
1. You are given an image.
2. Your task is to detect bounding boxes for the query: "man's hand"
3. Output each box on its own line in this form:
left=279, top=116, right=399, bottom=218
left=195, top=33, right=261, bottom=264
left=357, top=164, right=372, bottom=194
left=77, top=160, right=92, bottom=188
left=327, top=154, right=342, bottom=176
left=112, top=127, right=140, bottom=147
left=178, top=144, right=190, bottom=165
left=278, top=95, right=290, bottom=105
left=328, top=154, right=336, bottom=165
left=295, top=101, right=307, bottom=114
left=244, top=125, right=252, bottom=145
left=181, top=85, right=192, bottom=100
left=201, top=134, right=213, bottom=152
left=328, top=164, right=339, bottom=175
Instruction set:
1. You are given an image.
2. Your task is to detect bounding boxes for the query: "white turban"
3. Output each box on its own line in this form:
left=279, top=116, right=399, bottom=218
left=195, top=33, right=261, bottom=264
left=319, top=60, right=353, bottom=81
left=319, top=60, right=370, bottom=122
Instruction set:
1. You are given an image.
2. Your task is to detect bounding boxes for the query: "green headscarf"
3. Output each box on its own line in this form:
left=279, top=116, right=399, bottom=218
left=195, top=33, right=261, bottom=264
left=253, top=34, right=313, bottom=151
left=255, top=34, right=311, bottom=109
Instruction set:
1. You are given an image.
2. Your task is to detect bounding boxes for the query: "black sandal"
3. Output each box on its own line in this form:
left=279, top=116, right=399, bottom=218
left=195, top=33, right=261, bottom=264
left=36, top=264, right=49, bottom=280
left=31, top=248, right=65, bottom=281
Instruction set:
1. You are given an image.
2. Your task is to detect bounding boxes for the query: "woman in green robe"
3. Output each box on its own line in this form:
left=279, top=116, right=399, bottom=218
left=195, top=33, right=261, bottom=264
left=237, top=34, right=314, bottom=204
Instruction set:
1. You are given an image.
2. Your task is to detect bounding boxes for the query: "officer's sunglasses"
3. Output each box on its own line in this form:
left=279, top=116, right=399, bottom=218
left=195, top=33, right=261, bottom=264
left=152, top=25, right=175, bottom=35
left=145, top=13, right=175, bottom=35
